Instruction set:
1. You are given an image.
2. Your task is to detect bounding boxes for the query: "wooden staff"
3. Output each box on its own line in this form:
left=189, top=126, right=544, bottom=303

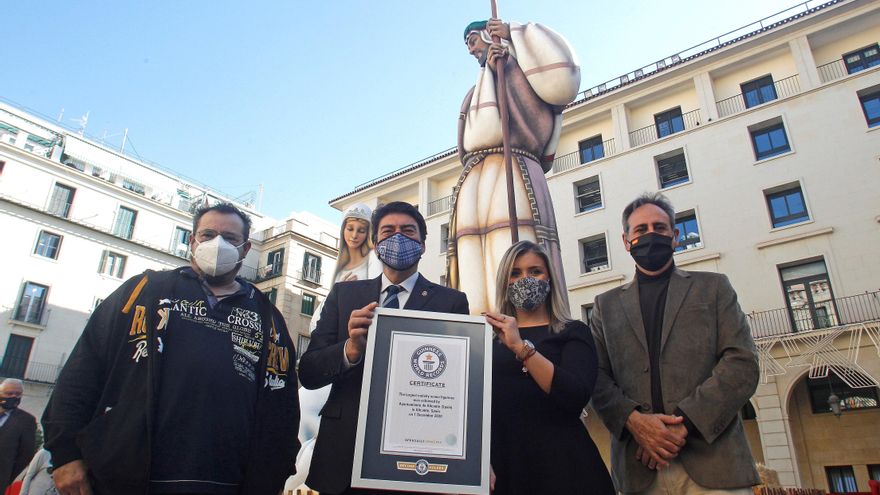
left=490, top=0, right=519, bottom=243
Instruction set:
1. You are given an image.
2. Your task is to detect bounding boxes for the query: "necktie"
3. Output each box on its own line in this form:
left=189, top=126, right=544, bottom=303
left=383, top=285, right=403, bottom=309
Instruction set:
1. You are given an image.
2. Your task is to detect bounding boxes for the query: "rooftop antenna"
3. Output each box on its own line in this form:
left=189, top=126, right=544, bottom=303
left=73, top=111, right=89, bottom=136
left=57, top=108, right=64, bottom=122
left=120, top=128, right=128, bottom=153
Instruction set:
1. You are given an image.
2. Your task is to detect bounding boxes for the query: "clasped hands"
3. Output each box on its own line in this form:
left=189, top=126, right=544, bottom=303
left=485, top=18, right=510, bottom=69
left=626, top=410, right=688, bottom=470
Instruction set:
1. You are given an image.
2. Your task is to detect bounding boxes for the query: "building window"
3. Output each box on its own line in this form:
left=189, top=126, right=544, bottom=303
left=14, top=282, right=49, bottom=324
left=843, top=43, right=880, bottom=75
left=575, top=176, right=602, bottom=213
left=765, top=184, right=809, bottom=228
left=172, top=227, right=191, bottom=257
left=859, top=89, right=880, bottom=128
left=297, top=334, right=310, bottom=362
left=266, top=288, right=277, bottom=305
left=122, top=178, right=146, bottom=195
left=656, top=150, right=689, bottom=188
left=302, top=293, right=316, bottom=316
left=112, top=206, right=138, bottom=239
left=99, top=251, right=127, bottom=278
left=780, top=258, right=836, bottom=332
left=48, top=183, right=76, bottom=218
left=578, top=135, right=605, bottom=164
left=741, top=75, right=777, bottom=108
left=580, top=234, right=609, bottom=273
left=302, top=252, right=322, bottom=284
left=266, top=249, right=284, bottom=278
left=654, top=107, right=684, bottom=138
left=869, top=464, right=880, bottom=482
left=825, top=466, right=858, bottom=493
left=674, top=211, right=702, bottom=252
left=750, top=120, right=791, bottom=160
left=581, top=303, right=594, bottom=323
left=0, top=335, right=35, bottom=379
left=34, top=231, right=63, bottom=259
left=440, top=223, right=449, bottom=251
left=808, top=374, right=878, bottom=414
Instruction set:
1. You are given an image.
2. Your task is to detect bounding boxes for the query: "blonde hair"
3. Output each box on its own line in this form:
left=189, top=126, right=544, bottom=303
left=494, top=241, right=572, bottom=332
left=332, top=218, right=373, bottom=283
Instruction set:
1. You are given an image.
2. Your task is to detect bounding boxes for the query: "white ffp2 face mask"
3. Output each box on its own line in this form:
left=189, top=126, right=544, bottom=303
left=192, top=236, right=245, bottom=277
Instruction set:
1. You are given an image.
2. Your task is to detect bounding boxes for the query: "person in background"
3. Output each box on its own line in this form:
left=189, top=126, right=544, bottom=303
left=19, top=448, right=56, bottom=495
left=0, top=379, right=36, bottom=493
left=485, top=241, right=614, bottom=495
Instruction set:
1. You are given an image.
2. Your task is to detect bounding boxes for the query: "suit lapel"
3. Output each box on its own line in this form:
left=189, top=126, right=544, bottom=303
left=403, top=274, right=434, bottom=311
left=660, top=269, right=693, bottom=352
left=367, top=276, right=383, bottom=305
left=620, top=279, right=648, bottom=353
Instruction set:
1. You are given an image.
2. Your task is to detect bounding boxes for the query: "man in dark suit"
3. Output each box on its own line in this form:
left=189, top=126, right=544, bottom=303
left=0, top=378, right=36, bottom=491
left=591, top=193, right=760, bottom=494
left=299, top=201, right=470, bottom=495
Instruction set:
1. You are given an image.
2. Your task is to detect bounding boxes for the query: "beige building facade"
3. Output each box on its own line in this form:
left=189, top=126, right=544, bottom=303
left=330, top=0, right=880, bottom=491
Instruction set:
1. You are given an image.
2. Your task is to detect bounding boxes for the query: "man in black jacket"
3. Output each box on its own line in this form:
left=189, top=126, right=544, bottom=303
left=0, top=379, right=36, bottom=491
left=43, top=203, right=300, bottom=495
left=299, top=202, right=469, bottom=495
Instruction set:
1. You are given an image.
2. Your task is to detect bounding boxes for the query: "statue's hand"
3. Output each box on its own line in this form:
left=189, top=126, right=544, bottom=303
left=486, top=43, right=509, bottom=70
left=487, top=18, right=510, bottom=40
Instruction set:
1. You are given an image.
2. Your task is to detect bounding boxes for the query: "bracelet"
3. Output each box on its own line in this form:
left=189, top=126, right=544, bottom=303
left=516, top=340, right=536, bottom=361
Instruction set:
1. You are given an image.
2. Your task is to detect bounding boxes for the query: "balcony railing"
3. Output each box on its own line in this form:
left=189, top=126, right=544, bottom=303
left=238, top=264, right=284, bottom=283
left=0, top=360, right=63, bottom=384
left=747, top=291, right=880, bottom=340
left=427, top=195, right=453, bottom=216
left=817, top=59, right=847, bottom=84
left=629, top=109, right=701, bottom=148
left=298, top=269, right=322, bottom=285
left=551, top=138, right=617, bottom=174
left=715, top=74, right=801, bottom=118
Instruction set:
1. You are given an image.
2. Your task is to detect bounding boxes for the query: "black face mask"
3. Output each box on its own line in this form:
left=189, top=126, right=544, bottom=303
left=0, top=397, right=20, bottom=410
left=628, top=232, right=674, bottom=272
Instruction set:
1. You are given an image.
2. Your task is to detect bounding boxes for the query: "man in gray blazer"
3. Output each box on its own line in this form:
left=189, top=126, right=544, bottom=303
left=591, top=193, right=760, bottom=494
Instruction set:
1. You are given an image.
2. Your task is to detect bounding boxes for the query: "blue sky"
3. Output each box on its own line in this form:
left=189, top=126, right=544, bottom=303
left=4, top=0, right=800, bottom=222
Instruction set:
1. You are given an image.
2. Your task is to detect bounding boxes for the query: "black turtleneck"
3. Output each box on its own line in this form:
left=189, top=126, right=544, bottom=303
left=636, top=263, right=674, bottom=413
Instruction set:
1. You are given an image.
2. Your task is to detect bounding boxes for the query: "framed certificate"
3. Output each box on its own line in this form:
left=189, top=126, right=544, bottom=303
left=351, top=308, right=492, bottom=494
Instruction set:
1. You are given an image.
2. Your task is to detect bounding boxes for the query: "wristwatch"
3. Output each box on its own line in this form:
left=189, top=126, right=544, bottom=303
left=516, top=340, right=536, bottom=361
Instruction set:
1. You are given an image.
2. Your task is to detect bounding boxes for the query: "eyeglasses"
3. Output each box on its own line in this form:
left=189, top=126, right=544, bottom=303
left=196, top=229, right=245, bottom=245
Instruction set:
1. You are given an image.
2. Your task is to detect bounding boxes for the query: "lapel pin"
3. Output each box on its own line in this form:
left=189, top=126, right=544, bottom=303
left=421, top=290, right=428, bottom=296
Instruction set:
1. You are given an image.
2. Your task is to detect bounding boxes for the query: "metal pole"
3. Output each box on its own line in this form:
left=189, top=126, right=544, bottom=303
left=490, top=0, right=519, bottom=243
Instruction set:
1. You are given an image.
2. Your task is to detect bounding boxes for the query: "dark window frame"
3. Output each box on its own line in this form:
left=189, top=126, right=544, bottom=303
left=741, top=75, right=778, bottom=108
left=302, top=252, right=322, bottom=284
left=843, top=43, right=880, bottom=75
left=48, top=183, right=76, bottom=218
left=859, top=89, right=880, bottom=128
left=113, top=206, right=138, bottom=239
left=34, top=230, right=63, bottom=259
left=657, top=152, right=690, bottom=189
left=825, top=465, right=858, bottom=493
left=807, top=374, right=878, bottom=415
left=674, top=211, right=702, bottom=252
left=575, top=176, right=602, bottom=213
left=301, top=293, right=316, bottom=316
left=99, top=250, right=127, bottom=278
left=751, top=122, right=791, bottom=160
left=440, top=223, right=449, bottom=251
left=578, top=135, right=605, bottom=164
left=654, top=107, right=684, bottom=139
left=267, top=248, right=285, bottom=277
left=581, top=234, right=609, bottom=273
left=14, top=282, right=49, bottom=325
left=766, top=186, right=809, bottom=228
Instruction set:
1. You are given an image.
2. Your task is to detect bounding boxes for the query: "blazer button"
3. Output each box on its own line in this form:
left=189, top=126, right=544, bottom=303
left=641, top=402, right=652, bottom=412
left=642, top=366, right=649, bottom=373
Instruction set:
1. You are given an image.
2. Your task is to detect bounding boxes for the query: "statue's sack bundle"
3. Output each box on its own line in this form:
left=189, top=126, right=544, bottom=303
left=509, top=22, right=581, bottom=106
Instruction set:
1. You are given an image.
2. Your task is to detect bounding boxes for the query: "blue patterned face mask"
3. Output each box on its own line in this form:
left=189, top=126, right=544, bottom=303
left=376, top=233, right=423, bottom=271
left=507, top=277, right=551, bottom=311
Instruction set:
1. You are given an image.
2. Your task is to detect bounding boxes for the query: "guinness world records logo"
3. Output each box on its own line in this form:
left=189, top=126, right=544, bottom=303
left=410, top=344, right=447, bottom=379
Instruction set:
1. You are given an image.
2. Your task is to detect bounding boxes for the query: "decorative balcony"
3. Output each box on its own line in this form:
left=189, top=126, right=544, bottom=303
left=747, top=291, right=880, bottom=340
left=628, top=109, right=701, bottom=148
left=0, top=360, right=63, bottom=384
left=551, top=138, right=617, bottom=174
left=427, top=195, right=453, bottom=216
left=238, top=263, right=284, bottom=283
left=817, top=58, right=848, bottom=84
left=715, top=74, right=801, bottom=118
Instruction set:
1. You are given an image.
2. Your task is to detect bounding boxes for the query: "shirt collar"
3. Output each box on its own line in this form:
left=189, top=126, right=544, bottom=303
left=381, top=271, right=420, bottom=295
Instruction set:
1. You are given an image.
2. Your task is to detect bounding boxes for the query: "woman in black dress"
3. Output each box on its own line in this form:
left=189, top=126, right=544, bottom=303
left=485, top=241, right=614, bottom=494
